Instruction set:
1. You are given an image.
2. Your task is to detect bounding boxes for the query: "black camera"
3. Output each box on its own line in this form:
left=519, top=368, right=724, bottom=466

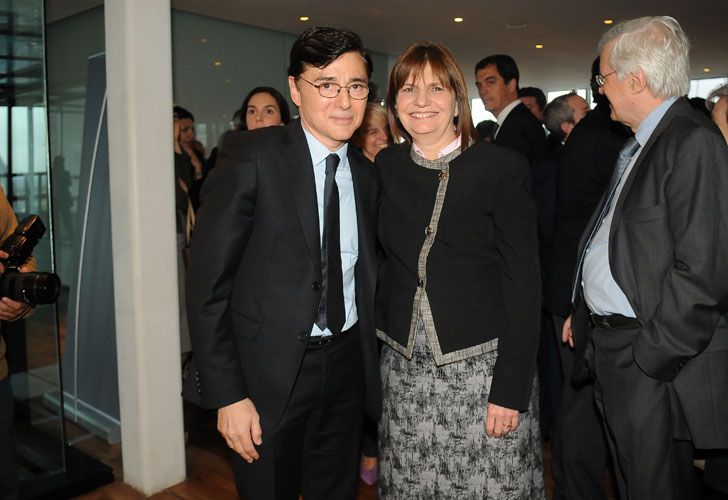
left=0, top=215, right=61, bottom=306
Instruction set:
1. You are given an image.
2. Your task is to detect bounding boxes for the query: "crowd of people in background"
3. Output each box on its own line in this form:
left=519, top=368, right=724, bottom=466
left=170, top=15, right=728, bottom=500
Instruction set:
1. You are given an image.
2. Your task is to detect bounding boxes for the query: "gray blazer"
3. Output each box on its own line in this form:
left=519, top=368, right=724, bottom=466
left=572, top=97, right=728, bottom=449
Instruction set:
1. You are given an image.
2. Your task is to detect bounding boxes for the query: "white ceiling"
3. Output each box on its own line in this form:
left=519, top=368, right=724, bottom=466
left=46, top=0, right=728, bottom=92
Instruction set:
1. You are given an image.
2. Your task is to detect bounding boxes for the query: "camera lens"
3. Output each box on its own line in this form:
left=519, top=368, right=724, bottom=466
left=0, top=270, right=61, bottom=306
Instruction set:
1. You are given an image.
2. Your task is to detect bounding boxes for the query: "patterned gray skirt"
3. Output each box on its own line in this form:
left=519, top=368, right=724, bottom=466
left=378, top=320, right=546, bottom=499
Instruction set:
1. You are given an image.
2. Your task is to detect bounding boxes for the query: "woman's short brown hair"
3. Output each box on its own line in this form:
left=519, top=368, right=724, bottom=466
left=387, top=41, right=478, bottom=151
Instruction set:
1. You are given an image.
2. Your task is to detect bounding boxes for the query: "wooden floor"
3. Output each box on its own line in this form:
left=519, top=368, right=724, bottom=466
left=74, top=402, right=602, bottom=500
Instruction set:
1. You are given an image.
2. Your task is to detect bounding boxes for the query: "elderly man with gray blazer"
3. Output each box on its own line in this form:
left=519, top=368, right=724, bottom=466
left=563, top=16, right=728, bottom=500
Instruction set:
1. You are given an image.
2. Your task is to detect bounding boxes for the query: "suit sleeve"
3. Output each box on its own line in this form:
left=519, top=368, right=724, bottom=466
left=185, top=133, right=257, bottom=409
left=633, top=127, right=728, bottom=381
left=488, top=156, right=542, bottom=411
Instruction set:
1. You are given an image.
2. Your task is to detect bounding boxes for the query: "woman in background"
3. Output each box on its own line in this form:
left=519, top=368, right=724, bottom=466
left=353, top=102, right=393, bottom=162
left=207, top=86, right=292, bottom=172
left=240, top=86, right=291, bottom=131
left=375, top=41, right=545, bottom=498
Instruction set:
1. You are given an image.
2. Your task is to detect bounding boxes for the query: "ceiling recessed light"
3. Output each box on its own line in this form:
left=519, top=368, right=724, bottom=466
left=505, top=21, right=527, bottom=29
left=454, top=17, right=464, bottom=23
left=704, top=67, right=711, bottom=73
left=213, top=61, right=222, bottom=67
left=535, top=44, right=544, bottom=49
left=200, top=37, right=208, bottom=43
left=299, top=16, right=310, bottom=21
left=603, top=19, right=614, bottom=25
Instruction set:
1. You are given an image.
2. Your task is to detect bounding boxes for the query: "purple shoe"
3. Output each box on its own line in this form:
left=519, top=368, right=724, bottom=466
left=360, top=465, right=377, bottom=485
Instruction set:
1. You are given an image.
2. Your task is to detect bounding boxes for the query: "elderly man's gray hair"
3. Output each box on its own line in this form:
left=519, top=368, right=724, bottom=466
left=543, top=93, right=578, bottom=142
left=598, top=16, right=690, bottom=99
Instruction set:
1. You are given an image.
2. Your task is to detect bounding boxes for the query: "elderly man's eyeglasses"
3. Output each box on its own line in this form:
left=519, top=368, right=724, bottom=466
left=594, top=71, right=616, bottom=87
left=298, top=76, right=370, bottom=100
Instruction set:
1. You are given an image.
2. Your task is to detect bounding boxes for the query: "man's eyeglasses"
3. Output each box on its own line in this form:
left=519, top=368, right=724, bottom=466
left=298, top=76, right=370, bottom=100
left=594, top=71, right=616, bottom=87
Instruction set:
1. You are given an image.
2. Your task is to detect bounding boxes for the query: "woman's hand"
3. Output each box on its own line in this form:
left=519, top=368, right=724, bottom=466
left=485, top=402, right=520, bottom=438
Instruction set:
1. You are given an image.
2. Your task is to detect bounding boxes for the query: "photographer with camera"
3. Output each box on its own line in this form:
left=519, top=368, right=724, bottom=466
left=0, top=185, right=36, bottom=500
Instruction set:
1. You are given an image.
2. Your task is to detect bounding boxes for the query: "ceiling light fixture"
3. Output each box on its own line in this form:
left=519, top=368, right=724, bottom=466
left=603, top=19, right=614, bottom=25
left=200, top=37, right=208, bottom=43
left=213, top=61, right=222, bottom=67
left=535, top=44, right=544, bottom=49
left=454, top=17, right=464, bottom=23
left=299, top=16, right=310, bottom=21
left=704, top=67, right=711, bottom=73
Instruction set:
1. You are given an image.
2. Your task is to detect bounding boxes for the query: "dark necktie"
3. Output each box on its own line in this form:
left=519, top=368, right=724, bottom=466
left=315, top=153, right=345, bottom=334
left=570, top=137, right=640, bottom=304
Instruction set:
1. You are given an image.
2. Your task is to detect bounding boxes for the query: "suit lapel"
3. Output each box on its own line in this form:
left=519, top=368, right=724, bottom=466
left=348, top=148, right=374, bottom=294
left=283, top=121, right=321, bottom=271
left=610, top=98, right=683, bottom=231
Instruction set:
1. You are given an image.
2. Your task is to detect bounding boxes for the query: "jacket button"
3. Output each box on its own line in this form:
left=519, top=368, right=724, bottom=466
left=312, top=281, right=321, bottom=291
left=297, top=331, right=308, bottom=342
left=418, top=278, right=424, bottom=288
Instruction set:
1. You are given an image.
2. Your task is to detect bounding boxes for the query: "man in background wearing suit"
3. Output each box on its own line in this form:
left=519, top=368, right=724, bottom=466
left=546, top=61, right=629, bottom=500
left=563, top=16, right=728, bottom=500
left=475, top=54, right=548, bottom=168
left=186, top=26, right=381, bottom=500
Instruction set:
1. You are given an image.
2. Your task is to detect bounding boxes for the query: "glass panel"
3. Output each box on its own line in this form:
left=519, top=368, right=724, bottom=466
left=0, top=0, right=65, bottom=497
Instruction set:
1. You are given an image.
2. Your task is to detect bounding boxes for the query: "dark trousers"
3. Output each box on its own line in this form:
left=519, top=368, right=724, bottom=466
left=551, top=314, right=610, bottom=500
left=592, top=326, right=696, bottom=500
left=232, top=326, right=365, bottom=500
left=0, top=376, right=19, bottom=500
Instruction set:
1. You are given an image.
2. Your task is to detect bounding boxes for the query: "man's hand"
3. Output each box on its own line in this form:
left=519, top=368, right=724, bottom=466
left=217, top=398, right=263, bottom=463
left=562, top=314, right=574, bottom=348
left=485, top=402, right=520, bottom=438
left=0, top=251, right=31, bottom=321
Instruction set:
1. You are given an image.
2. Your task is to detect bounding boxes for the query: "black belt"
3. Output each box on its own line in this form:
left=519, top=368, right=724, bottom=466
left=589, top=312, right=641, bottom=330
left=306, top=323, right=357, bottom=349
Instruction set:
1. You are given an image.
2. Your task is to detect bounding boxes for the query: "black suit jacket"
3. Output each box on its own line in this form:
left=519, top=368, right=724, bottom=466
left=544, top=105, right=629, bottom=316
left=375, top=142, right=541, bottom=411
left=494, top=102, right=548, bottom=168
left=571, top=98, right=728, bottom=448
left=186, top=120, right=382, bottom=428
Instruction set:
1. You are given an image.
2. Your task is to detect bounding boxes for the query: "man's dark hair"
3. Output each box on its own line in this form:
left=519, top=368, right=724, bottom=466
left=475, top=54, right=519, bottom=87
left=518, top=87, right=546, bottom=111
left=173, top=106, right=194, bottom=121
left=590, top=57, right=609, bottom=108
left=287, top=26, right=373, bottom=78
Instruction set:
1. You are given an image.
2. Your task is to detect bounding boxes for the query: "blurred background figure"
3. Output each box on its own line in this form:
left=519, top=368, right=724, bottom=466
left=520, top=86, right=547, bottom=122
left=207, top=87, right=292, bottom=173
left=707, top=83, right=728, bottom=142
left=475, top=119, right=498, bottom=143
left=239, top=86, right=291, bottom=131
left=475, top=54, right=548, bottom=169
left=352, top=102, right=392, bottom=162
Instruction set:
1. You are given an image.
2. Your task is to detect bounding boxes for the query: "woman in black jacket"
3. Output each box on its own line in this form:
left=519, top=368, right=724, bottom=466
left=375, top=41, right=545, bottom=499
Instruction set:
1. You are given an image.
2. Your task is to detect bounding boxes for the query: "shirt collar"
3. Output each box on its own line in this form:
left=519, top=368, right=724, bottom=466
left=496, top=99, right=522, bottom=124
left=413, top=135, right=461, bottom=159
left=635, top=97, right=678, bottom=147
left=301, top=122, right=349, bottom=168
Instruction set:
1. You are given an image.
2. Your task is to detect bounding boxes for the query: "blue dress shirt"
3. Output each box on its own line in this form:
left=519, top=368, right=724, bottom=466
left=302, top=126, right=359, bottom=336
left=582, top=97, right=677, bottom=316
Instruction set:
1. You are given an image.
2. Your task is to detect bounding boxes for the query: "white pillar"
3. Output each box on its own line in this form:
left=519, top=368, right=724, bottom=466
left=103, top=0, right=186, bottom=494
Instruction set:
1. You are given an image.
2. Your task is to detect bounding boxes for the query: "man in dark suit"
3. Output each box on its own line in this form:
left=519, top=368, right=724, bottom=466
left=475, top=54, right=548, bottom=168
left=533, top=92, right=590, bottom=442
left=563, top=16, right=728, bottom=500
left=546, top=63, right=629, bottom=500
left=186, top=26, right=381, bottom=500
